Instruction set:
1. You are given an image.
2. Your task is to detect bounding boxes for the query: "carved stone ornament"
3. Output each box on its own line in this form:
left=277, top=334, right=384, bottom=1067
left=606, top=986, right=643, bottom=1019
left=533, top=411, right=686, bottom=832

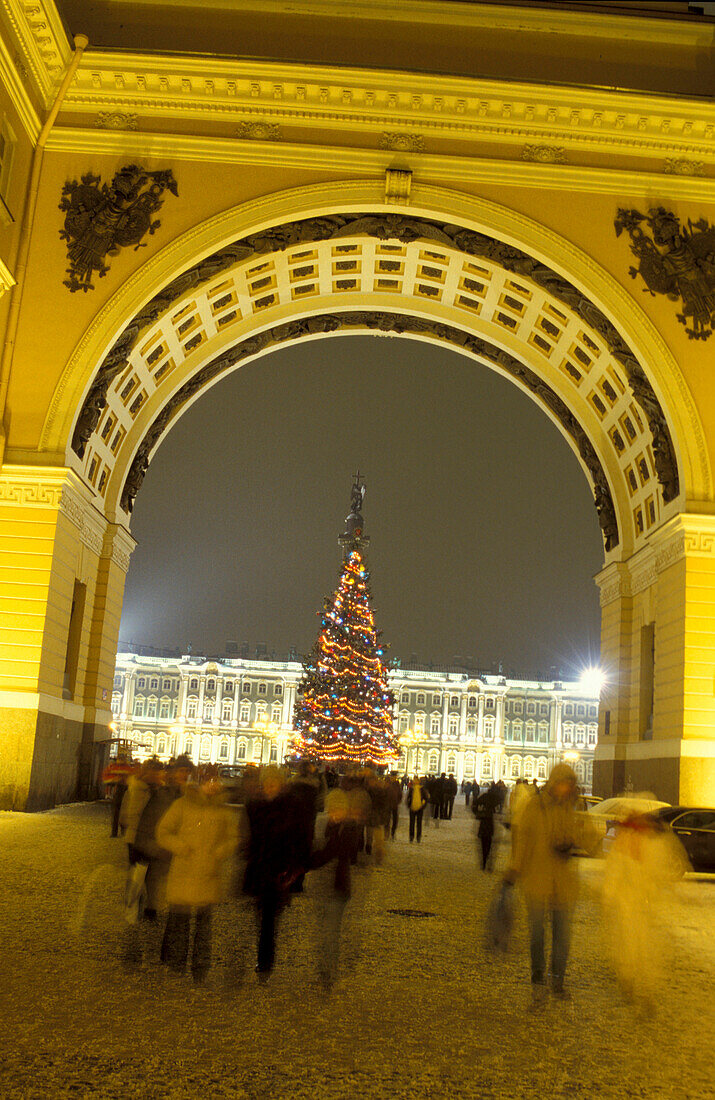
left=95, top=112, right=139, bottom=131
left=614, top=207, right=715, bottom=341
left=663, top=159, right=705, bottom=177
left=73, top=211, right=679, bottom=507
left=379, top=133, right=426, bottom=153
left=59, top=164, right=179, bottom=292
left=521, top=145, right=567, bottom=164
left=235, top=121, right=282, bottom=140
left=119, top=309, right=619, bottom=552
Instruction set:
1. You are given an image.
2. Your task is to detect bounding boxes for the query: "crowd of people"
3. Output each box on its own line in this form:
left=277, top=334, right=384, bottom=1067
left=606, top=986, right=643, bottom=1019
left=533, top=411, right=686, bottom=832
left=104, top=757, right=688, bottom=1005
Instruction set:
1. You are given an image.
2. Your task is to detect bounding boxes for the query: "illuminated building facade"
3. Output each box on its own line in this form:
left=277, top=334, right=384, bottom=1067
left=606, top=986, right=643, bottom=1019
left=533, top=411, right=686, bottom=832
left=112, top=650, right=599, bottom=790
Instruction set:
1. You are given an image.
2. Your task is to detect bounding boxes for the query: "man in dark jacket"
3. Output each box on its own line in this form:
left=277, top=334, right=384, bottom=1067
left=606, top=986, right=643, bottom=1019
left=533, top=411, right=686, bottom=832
left=385, top=772, right=402, bottom=840
left=445, top=774, right=458, bottom=819
left=288, top=761, right=322, bottom=893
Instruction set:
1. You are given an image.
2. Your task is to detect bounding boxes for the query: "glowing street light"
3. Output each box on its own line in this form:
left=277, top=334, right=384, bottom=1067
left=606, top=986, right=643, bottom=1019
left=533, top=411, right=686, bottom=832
left=579, top=666, right=606, bottom=697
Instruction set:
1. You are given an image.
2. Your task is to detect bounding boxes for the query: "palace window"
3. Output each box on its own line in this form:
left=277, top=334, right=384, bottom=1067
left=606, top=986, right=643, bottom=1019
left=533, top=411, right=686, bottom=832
left=147, top=699, right=157, bottom=718
left=255, top=703, right=266, bottom=721
left=577, top=705, right=585, bottom=716
left=402, top=692, right=410, bottom=704
left=272, top=705, right=282, bottom=724
left=450, top=695, right=459, bottom=707
left=186, top=697, right=197, bottom=719
left=563, top=723, right=573, bottom=743
left=446, top=753, right=456, bottom=773
left=163, top=679, right=172, bottom=690
left=242, top=681, right=251, bottom=693
left=203, top=703, right=214, bottom=721
left=415, top=713, right=425, bottom=734
left=133, top=697, right=145, bottom=717
left=514, top=700, right=523, bottom=714
left=237, top=741, right=247, bottom=760
left=468, top=695, right=477, bottom=708
left=431, top=714, right=441, bottom=735
left=576, top=726, right=585, bottom=745
left=240, top=703, right=250, bottom=723
left=157, top=739, right=165, bottom=754
left=564, top=704, right=573, bottom=717
left=537, top=758, right=547, bottom=779
left=527, top=702, right=535, bottom=715
left=538, top=722, right=548, bottom=742
left=510, top=757, right=520, bottom=778
left=416, top=693, right=425, bottom=705
left=190, top=678, right=199, bottom=691
left=222, top=702, right=232, bottom=722
left=258, top=682, right=267, bottom=695
left=432, top=694, right=440, bottom=706
left=252, top=741, right=261, bottom=760
left=185, top=739, right=193, bottom=756
left=524, top=757, right=534, bottom=779
left=399, top=714, right=409, bottom=733
left=138, top=678, right=146, bottom=689
left=150, top=679, right=159, bottom=690
left=526, top=721, right=536, bottom=742
left=482, top=755, right=492, bottom=778
left=224, top=681, right=234, bottom=694
left=485, top=697, right=494, bottom=711
left=206, top=679, right=215, bottom=691
left=448, top=715, right=459, bottom=736
left=589, top=705, right=597, bottom=718
left=540, top=703, right=549, bottom=716
left=466, top=719, right=476, bottom=738
left=219, top=742, right=228, bottom=759
left=483, top=718, right=494, bottom=741
left=274, top=683, right=283, bottom=695
left=588, top=728, right=597, bottom=745
left=464, top=752, right=475, bottom=777
left=428, top=751, right=438, bottom=772
left=417, top=749, right=424, bottom=771
left=270, top=745, right=278, bottom=763
left=160, top=700, right=170, bottom=719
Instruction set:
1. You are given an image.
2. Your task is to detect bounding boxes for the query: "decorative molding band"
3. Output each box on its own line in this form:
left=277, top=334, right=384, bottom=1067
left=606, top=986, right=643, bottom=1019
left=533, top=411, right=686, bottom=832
left=385, top=168, right=411, bottom=204
left=44, top=129, right=715, bottom=201
left=0, top=0, right=70, bottom=106
left=0, top=33, right=41, bottom=140
left=95, top=111, right=138, bottom=130
left=0, top=477, right=63, bottom=507
left=522, top=144, right=566, bottom=163
left=379, top=132, right=425, bottom=152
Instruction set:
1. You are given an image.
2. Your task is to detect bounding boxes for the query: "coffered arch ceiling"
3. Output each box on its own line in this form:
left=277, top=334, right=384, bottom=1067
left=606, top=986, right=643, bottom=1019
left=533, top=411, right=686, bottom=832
left=46, top=182, right=708, bottom=563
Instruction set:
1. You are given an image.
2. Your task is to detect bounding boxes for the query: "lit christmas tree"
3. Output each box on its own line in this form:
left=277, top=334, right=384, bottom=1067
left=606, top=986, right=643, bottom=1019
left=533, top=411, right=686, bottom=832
left=293, top=474, right=397, bottom=766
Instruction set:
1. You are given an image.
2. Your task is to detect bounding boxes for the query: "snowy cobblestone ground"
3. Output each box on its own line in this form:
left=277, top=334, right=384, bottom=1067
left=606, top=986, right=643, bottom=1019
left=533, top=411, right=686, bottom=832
left=1, top=801, right=712, bottom=1100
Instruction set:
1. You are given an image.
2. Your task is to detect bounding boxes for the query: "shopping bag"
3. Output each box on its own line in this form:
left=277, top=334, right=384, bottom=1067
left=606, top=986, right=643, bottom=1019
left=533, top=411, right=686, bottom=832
left=485, top=881, right=514, bottom=952
left=123, top=862, right=148, bottom=925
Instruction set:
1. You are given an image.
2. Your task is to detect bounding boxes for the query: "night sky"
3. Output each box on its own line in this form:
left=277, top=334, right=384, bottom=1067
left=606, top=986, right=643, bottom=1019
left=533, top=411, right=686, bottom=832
left=120, top=335, right=603, bottom=678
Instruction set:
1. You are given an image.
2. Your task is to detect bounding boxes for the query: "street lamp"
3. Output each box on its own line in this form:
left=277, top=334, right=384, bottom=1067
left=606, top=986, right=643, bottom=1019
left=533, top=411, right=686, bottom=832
left=579, top=666, right=606, bottom=698
left=255, top=720, right=281, bottom=764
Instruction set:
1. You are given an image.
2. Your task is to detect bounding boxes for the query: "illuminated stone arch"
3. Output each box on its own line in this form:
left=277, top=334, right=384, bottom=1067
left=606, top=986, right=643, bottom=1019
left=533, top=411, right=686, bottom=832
left=4, top=179, right=711, bottom=812
left=43, top=182, right=708, bottom=554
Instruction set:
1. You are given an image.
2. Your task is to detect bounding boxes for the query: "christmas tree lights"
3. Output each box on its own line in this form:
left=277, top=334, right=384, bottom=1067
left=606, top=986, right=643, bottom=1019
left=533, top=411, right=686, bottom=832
left=293, top=480, right=397, bottom=766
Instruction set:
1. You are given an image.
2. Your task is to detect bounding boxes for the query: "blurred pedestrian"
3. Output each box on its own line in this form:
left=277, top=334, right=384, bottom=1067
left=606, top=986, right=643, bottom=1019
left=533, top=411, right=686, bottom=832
left=386, top=772, right=402, bottom=840
left=309, top=788, right=354, bottom=988
left=602, top=810, right=688, bottom=1004
left=289, top=760, right=323, bottom=893
left=242, top=767, right=301, bottom=977
left=445, top=774, right=458, bottom=819
left=472, top=782, right=501, bottom=871
left=463, top=780, right=473, bottom=807
left=365, top=772, right=388, bottom=863
left=407, top=775, right=429, bottom=843
left=508, top=778, right=533, bottom=858
left=156, top=764, right=238, bottom=983
left=504, top=763, right=600, bottom=1006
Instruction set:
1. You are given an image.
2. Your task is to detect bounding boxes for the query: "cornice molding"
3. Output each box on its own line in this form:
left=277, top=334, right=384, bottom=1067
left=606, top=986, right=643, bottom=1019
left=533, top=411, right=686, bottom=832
left=62, top=54, right=715, bottom=165
left=0, top=255, right=16, bottom=295
left=44, top=128, right=715, bottom=201
left=0, top=0, right=70, bottom=107
left=597, top=513, right=715, bottom=603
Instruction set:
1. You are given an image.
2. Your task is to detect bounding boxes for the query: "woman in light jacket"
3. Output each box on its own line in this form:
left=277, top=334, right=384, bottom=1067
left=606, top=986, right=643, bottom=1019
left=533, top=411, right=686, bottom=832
left=156, top=765, right=238, bottom=983
left=406, top=775, right=429, bottom=843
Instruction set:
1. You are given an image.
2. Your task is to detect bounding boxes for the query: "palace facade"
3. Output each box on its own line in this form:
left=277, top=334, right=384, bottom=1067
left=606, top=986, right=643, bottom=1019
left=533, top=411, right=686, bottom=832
left=112, top=650, right=599, bottom=790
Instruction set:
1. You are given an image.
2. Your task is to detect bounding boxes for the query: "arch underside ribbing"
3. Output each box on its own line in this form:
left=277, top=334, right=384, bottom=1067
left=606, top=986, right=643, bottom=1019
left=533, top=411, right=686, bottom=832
left=68, top=210, right=682, bottom=556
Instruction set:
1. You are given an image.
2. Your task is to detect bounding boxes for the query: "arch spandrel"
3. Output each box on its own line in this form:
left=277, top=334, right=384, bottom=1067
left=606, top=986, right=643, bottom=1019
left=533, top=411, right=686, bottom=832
left=43, top=180, right=709, bottom=561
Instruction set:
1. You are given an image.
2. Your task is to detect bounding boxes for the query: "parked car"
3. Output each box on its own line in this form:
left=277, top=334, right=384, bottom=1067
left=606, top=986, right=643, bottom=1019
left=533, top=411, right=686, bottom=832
left=588, top=796, right=671, bottom=845
left=650, top=806, right=715, bottom=871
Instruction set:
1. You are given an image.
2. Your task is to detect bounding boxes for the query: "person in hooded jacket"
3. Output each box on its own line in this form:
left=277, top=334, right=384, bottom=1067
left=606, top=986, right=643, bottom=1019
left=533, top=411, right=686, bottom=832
left=472, top=782, right=501, bottom=871
left=504, top=762, right=600, bottom=1005
left=156, top=764, right=238, bottom=983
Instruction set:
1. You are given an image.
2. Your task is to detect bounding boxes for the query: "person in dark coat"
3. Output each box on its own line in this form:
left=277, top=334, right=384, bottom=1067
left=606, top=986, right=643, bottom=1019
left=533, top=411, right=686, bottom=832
left=385, top=772, right=402, bottom=840
left=242, top=768, right=301, bottom=976
left=463, top=780, right=473, bottom=807
left=472, top=782, right=501, bottom=871
left=288, top=761, right=322, bottom=893
left=431, top=773, right=445, bottom=825
left=445, top=774, right=458, bottom=819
